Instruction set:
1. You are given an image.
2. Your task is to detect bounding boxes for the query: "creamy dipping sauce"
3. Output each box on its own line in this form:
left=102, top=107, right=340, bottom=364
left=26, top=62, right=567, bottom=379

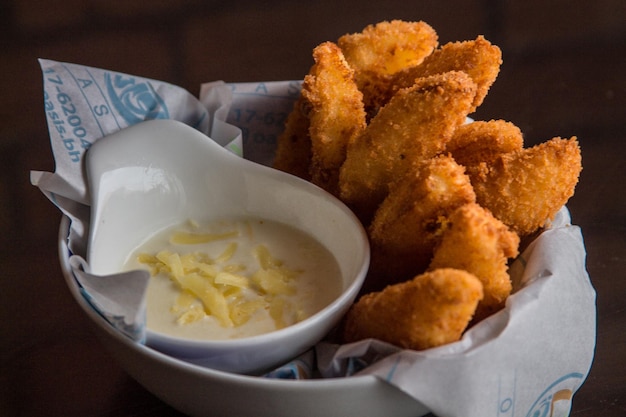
left=124, top=218, right=343, bottom=341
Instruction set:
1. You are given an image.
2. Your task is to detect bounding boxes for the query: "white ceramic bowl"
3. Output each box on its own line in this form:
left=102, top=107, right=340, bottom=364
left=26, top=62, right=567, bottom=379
left=83, top=119, right=370, bottom=374
left=60, top=215, right=428, bottom=417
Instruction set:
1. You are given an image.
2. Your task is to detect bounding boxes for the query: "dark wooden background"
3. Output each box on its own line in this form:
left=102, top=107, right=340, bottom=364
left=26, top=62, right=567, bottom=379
left=2, top=0, right=625, bottom=415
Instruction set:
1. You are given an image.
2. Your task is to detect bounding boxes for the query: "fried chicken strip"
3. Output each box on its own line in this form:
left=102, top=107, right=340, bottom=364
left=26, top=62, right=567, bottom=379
left=339, top=71, right=477, bottom=222
left=337, top=20, right=438, bottom=118
left=366, top=155, right=476, bottom=291
left=445, top=119, right=524, bottom=168
left=302, top=42, right=366, bottom=195
left=343, top=268, right=484, bottom=350
left=429, top=203, right=519, bottom=320
left=390, top=36, right=502, bottom=112
left=471, top=137, right=582, bottom=236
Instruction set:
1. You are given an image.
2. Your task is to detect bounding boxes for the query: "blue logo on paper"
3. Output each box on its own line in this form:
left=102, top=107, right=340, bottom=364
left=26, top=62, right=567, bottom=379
left=525, top=373, right=584, bottom=417
left=105, top=73, right=169, bottom=125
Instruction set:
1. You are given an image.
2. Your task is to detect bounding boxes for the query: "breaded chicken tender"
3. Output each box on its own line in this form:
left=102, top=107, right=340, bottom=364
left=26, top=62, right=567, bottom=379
left=445, top=119, right=524, bottom=168
left=471, top=137, right=582, bottom=236
left=339, top=71, right=477, bottom=222
left=343, top=268, right=484, bottom=350
left=366, top=155, right=476, bottom=291
left=390, top=36, right=502, bottom=112
left=339, top=20, right=438, bottom=77
left=273, top=95, right=312, bottom=180
left=429, top=203, right=519, bottom=320
left=302, top=42, right=367, bottom=195
left=337, top=20, right=438, bottom=117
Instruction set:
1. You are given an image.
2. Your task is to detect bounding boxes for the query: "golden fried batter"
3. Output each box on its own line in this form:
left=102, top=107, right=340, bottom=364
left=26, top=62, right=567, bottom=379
left=429, top=203, right=519, bottom=320
left=343, top=268, right=484, bottom=350
left=337, top=20, right=438, bottom=117
left=390, top=36, right=502, bottom=112
left=302, top=42, right=366, bottom=195
left=471, top=137, right=582, bottom=236
left=445, top=119, right=524, bottom=168
left=338, top=20, right=438, bottom=77
left=366, top=155, right=476, bottom=291
left=274, top=21, right=584, bottom=342
left=339, top=71, right=477, bottom=222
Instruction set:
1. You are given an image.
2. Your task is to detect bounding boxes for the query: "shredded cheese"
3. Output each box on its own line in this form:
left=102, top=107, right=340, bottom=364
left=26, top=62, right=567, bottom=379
left=138, top=227, right=302, bottom=330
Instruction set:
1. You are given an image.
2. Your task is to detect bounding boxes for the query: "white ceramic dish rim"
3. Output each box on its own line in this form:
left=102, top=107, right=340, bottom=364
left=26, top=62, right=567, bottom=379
left=82, top=119, right=371, bottom=372
left=59, top=216, right=430, bottom=417
left=62, top=216, right=352, bottom=386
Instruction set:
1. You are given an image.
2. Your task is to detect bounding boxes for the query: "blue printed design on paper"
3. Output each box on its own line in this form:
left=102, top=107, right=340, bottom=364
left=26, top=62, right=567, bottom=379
left=525, top=373, right=583, bottom=417
left=105, top=73, right=169, bottom=125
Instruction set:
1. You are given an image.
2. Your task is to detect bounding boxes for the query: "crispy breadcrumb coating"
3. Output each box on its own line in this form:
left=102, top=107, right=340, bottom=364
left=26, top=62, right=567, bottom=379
left=302, top=42, right=366, bottom=196
left=390, top=35, right=502, bottom=112
left=471, top=137, right=582, bottom=236
left=429, top=203, right=519, bottom=320
left=445, top=119, right=524, bottom=168
left=338, top=20, right=438, bottom=77
left=366, top=155, right=476, bottom=291
left=339, top=71, right=477, bottom=223
left=343, top=268, right=484, bottom=350
left=338, top=20, right=438, bottom=118
left=274, top=21, right=585, bottom=344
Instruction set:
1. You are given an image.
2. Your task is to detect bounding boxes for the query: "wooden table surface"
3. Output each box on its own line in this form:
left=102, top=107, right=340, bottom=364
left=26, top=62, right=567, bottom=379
left=1, top=2, right=625, bottom=416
